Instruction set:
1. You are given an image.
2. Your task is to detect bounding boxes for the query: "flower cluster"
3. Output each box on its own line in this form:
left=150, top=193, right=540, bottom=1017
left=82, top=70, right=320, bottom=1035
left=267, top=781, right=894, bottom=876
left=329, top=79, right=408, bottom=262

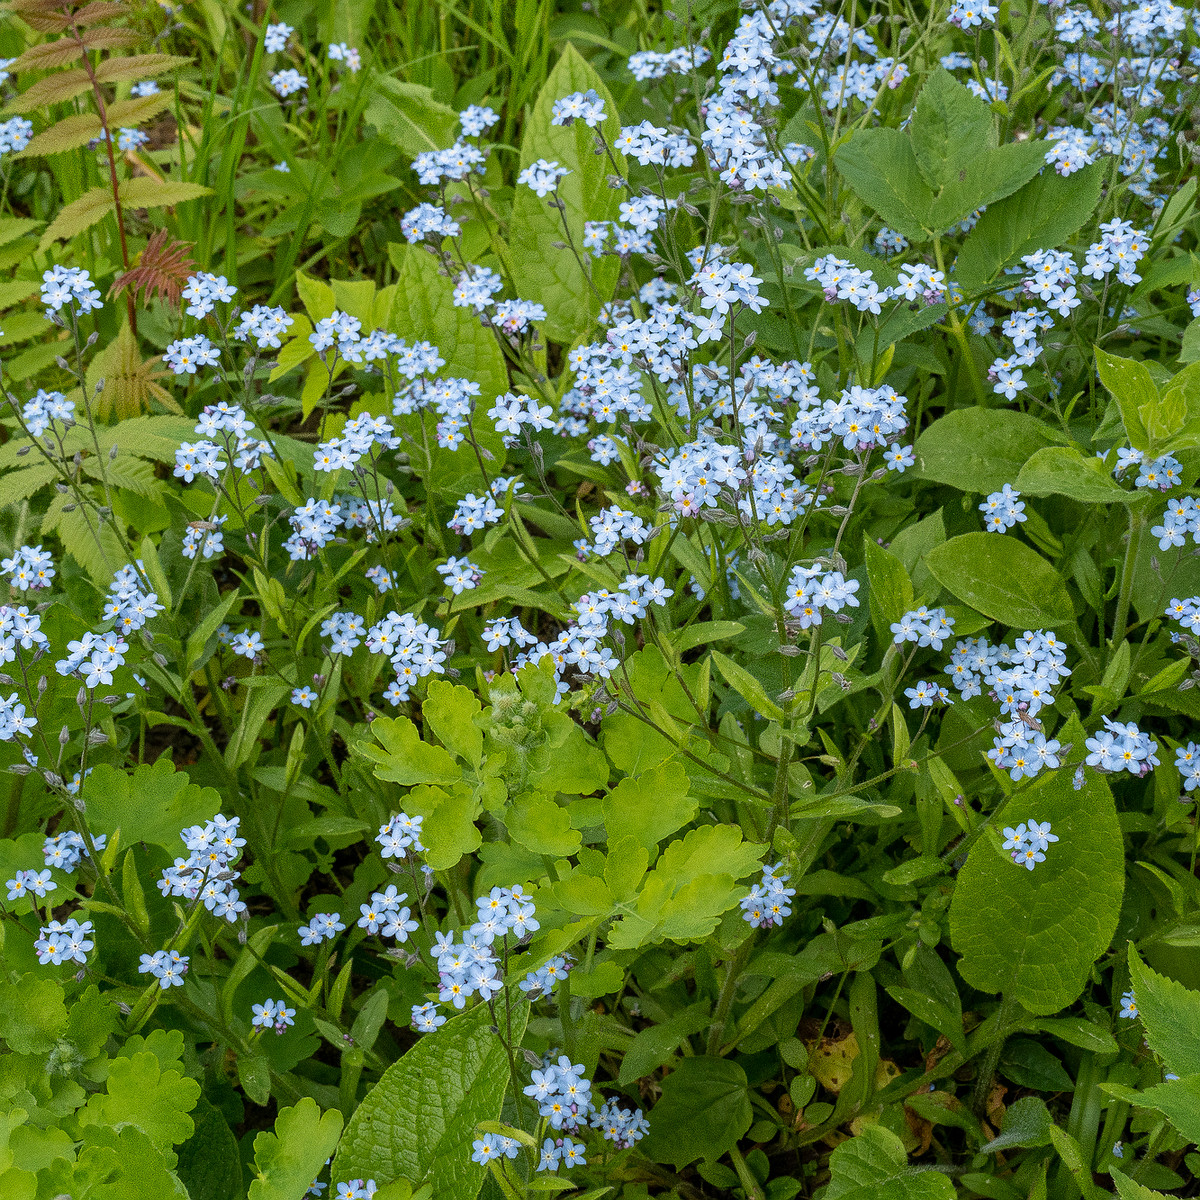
left=35, top=917, right=94, bottom=966
left=1002, top=821, right=1059, bottom=871
left=1085, top=717, right=1160, bottom=777
left=891, top=607, right=956, bottom=652
left=157, top=814, right=249, bottom=923
left=980, top=485, right=1027, bottom=533
left=1, top=544, right=55, bottom=590
left=740, top=862, right=797, bottom=928
left=251, top=998, right=297, bottom=1034
left=40, top=265, right=102, bottom=316
left=138, top=948, right=190, bottom=989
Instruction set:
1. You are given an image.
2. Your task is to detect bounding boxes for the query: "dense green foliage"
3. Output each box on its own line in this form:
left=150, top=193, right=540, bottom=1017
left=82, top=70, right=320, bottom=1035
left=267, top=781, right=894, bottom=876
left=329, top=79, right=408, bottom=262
left=1, top=0, right=1200, bottom=1198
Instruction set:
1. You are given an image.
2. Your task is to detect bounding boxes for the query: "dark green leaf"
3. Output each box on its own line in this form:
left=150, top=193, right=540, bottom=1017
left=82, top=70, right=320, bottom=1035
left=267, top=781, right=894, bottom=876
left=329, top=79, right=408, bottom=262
left=641, top=1056, right=753, bottom=1168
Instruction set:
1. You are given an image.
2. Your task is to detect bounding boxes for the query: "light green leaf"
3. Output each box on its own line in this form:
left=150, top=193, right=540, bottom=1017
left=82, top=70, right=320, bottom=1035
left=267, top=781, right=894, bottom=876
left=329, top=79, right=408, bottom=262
left=1112, top=1169, right=1172, bottom=1200
left=404, top=783, right=482, bottom=870
left=82, top=758, right=220, bottom=854
left=0, top=973, right=67, bottom=1054
left=949, top=767, right=1124, bottom=1015
left=361, top=716, right=463, bottom=786
left=1095, top=349, right=1157, bottom=452
left=365, top=76, right=459, bottom=156
left=81, top=1051, right=201, bottom=1149
left=1127, top=945, right=1200, bottom=1077
left=825, top=1124, right=956, bottom=1200
left=423, top=679, right=483, bottom=769
left=980, top=1096, right=1052, bottom=1152
left=508, top=45, right=626, bottom=343
left=248, top=1098, right=344, bottom=1200
left=333, top=999, right=526, bottom=1197
left=925, top=533, right=1073, bottom=629
left=711, top=649, right=785, bottom=722
left=1016, top=446, right=1134, bottom=504
left=603, top=759, right=698, bottom=849
left=508, top=793, right=581, bottom=857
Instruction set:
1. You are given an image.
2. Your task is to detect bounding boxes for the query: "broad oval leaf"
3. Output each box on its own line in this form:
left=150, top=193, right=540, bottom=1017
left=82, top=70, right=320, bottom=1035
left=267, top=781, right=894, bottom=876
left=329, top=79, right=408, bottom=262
left=508, top=45, right=626, bottom=344
left=332, top=999, right=527, bottom=1198
left=949, top=766, right=1124, bottom=1015
left=1015, top=446, right=1134, bottom=504
left=915, top=408, right=1063, bottom=494
left=925, top=532, right=1073, bottom=629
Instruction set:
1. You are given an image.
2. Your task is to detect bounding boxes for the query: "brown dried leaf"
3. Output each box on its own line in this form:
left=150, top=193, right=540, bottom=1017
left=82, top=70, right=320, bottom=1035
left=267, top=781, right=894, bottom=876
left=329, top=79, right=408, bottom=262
left=109, top=228, right=196, bottom=308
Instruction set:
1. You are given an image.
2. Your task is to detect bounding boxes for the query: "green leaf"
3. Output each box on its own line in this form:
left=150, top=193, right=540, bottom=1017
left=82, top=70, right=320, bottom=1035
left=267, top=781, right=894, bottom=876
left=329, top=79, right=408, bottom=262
left=508, top=45, right=626, bottom=343
left=81, top=1050, right=201, bottom=1149
left=333, top=999, right=527, bottom=1197
left=404, top=783, right=482, bottom=870
left=423, top=679, right=484, bottom=769
left=0, top=972, right=67, bottom=1054
left=603, top=759, right=698, bottom=849
left=925, top=533, right=1073, bottom=629
left=825, top=1124, right=956, bottom=1200
left=1106, top=1075, right=1200, bottom=1142
left=954, top=160, right=1105, bottom=294
left=949, top=767, right=1124, bottom=1015
left=865, top=536, right=914, bottom=642
left=834, top=128, right=933, bottom=244
left=361, top=716, right=463, bottom=786
left=83, top=758, right=221, bottom=854
left=72, top=1124, right=190, bottom=1200
left=365, top=76, right=459, bottom=156
left=1095, top=349, right=1157, bottom=452
left=927, top=139, right=1046, bottom=232
left=248, top=1098, right=344, bottom=1200
left=711, top=649, right=785, bottom=722
left=386, top=244, right=508, bottom=408
left=1112, top=1170, right=1173, bottom=1200
left=176, top=1094, right=244, bottom=1200
left=1127, top=945, right=1200, bottom=1077
left=910, top=70, right=993, bottom=192
left=915, top=408, right=1063, bottom=494
left=507, top=793, right=582, bottom=856
left=618, top=1001, right=711, bottom=1086
left=980, top=1096, right=1052, bottom=1152
left=1016, top=446, right=1134, bottom=504
left=640, top=1056, right=753, bottom=1168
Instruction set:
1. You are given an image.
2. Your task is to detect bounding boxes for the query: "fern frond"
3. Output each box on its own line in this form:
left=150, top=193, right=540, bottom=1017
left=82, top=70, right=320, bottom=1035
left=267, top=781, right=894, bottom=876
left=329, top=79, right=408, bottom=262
left=110, top=229, right=197, bottom=308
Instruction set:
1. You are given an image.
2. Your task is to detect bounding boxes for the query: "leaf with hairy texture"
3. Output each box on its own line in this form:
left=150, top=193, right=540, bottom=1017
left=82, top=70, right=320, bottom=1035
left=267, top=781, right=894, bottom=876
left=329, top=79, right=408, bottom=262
left=333, top=999, right=527, bottom=1198
left=508, top=44, right=626, bottom=344
left=13, top=111, right=103, bottom=158
left=365, top=77, right=459, bottom=156
left=86, top=320, right=174, bottom=419
left=41, top=492, right=127, bottom=583
left=5, top=67, right=93, bottom=113
left=954, top=161, right=1105, bottom=294
left=0, top=463, right=56, bottom=508
left=834, top=128, right=934, bottom=244
left=925, top=533, right=1073, bottom=629
left=248, top=1099, right=344, bottom=1200
left=120, top=177, right=212, bottom=209
left=1016, top=446, right=1135, bottom=504
left=826, top=1124, right=956, bottom=1200
left=94, top=53, right=193, bottom=85
left=1127, top=946, right=1200, bottom=1077
left=37, top=185, right=113, bottom=248
left=949, top=766, right=1123, bottom=1015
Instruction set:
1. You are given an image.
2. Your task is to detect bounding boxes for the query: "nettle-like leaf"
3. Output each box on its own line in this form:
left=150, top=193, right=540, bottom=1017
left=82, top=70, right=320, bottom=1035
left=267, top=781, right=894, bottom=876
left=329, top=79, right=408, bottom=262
left=1126, top=946, right=1200, bottom=1077
left=508, top=43, right=627, bottom=344
left=949, top=765, right=1124, bottom=1015
left=835, top=69, right=1044, bottom=241
left=333, top=998, right=526, bottom=1198
left=825, top=1124, right=956, bottom=1200
left=914, top=408, right=1066, bottom=494
left=640, top=1056, right=753, bottom=1168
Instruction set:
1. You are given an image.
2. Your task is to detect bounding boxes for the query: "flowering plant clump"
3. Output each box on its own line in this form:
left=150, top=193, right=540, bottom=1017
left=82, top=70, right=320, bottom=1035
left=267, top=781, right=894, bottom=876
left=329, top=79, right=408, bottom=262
left=1, top=0, right=1200, bottom=1196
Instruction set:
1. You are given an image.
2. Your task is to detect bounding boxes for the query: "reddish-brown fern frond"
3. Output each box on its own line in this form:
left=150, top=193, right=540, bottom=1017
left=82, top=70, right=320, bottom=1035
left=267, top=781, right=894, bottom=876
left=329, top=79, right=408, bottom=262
left=109, top=228, right=197, bottom=308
